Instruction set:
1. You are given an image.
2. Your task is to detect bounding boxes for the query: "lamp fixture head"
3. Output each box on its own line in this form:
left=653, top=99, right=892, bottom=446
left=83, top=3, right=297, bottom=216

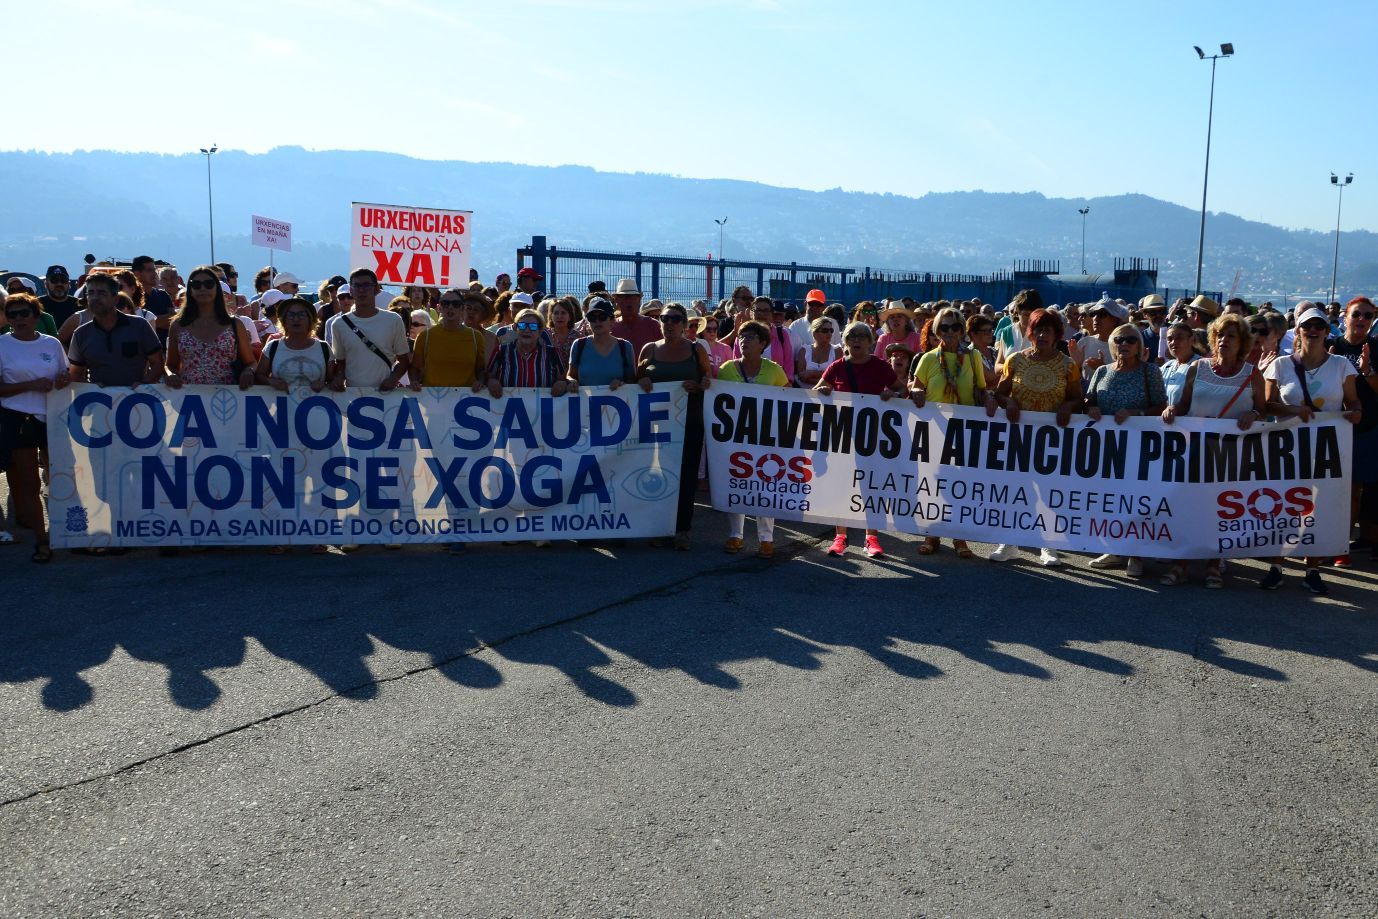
left=1220, top=43, right=1234, bottom=56
left=1194, top=45, right=1205, bottom=59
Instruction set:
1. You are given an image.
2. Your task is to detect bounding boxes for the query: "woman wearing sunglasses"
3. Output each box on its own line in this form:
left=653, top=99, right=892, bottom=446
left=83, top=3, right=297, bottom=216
left=637, top=302, right=712, bottom=550
left=1259, top=305, right=1363, bottom=594
left=0, top=293, right=69, bottom=562
left=165, top=266, right=256, bottom=390
left=910, top=306, right=989, bottom=558
left=690, top=314, right=732, bottom=377
left=1159, top=314, right=1266, bottom=588
left=795, top=316, right=840, bottom=388
left=486, top=308, right=568, bottom=398
left=816, top=320, right=902, bottom=559
left=1082, top=323, right=1167, bottom=577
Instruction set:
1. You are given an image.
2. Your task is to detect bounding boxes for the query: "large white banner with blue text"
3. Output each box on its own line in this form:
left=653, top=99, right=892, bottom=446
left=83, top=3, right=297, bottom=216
left=46, top=383, right=688, bottom=548
left=705, top=381, right=1351, bottom=559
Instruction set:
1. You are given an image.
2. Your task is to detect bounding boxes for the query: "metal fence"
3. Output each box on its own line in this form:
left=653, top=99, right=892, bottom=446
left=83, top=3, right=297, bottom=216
left=515, top=237, right=1219, bottom=310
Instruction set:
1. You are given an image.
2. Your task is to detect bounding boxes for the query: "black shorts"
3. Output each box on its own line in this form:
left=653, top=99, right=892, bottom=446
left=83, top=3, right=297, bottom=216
left=0, top=406, right=47, bottom=452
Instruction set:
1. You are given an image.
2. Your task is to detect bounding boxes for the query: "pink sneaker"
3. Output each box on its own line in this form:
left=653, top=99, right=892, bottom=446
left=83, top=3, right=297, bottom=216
left=826, top=535, right=848, bottom=556
left=864, top=535, right=885, bottom=558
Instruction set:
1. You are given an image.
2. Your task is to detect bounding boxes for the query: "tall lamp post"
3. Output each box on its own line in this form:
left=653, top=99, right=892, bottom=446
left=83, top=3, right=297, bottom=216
left=200, top=145, right=218, bottom=263
left=1192, top=42, right=1233, bottom=295
left=1078, top=206, right=1090, bottom=273
left=1329, top=173, right=1354, bottom=305
left=714, top=216, right=728, bottom=262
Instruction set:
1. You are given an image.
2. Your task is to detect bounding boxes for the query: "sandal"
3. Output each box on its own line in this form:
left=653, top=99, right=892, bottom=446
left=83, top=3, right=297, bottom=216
left=1204, top=567, right=1224, bottom=589
left=954, top=540, right=975, bottom=559
left=31, top=542, right=52, bottom=564
left=1159, top=565, right=1186, bottom=586
left=918, top=537, right=940, bottom=556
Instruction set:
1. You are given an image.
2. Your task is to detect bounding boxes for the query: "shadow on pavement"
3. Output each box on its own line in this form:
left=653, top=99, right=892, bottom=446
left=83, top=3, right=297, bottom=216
left=3, top=534, right=1376, bottom=717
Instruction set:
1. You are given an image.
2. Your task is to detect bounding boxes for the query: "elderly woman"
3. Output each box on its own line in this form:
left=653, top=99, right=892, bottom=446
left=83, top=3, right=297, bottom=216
left=988, top=307, right=1084, bottom=567
left=1158, top=313, right=1267, bottom=587
left=637, top=302, right=712, bottom=550
left=910, top=305, right=988, bottom=559
left=0, top=293, right=69, bottom=562
left=408, top=308, right=433, bottom=341
left=1083, top=323, right=1168, bottom=577
left=487, top=308, right=568, bottom=398
left=166, top=265, right=257, bottom=389
left=876, top=303, right=922, bottom=356
left=718, top=320, right=791, bottom=558
left=796, top=316, right=841, bottom=387
left=568, top=299, right=635, bottom=389
left=1259, top=304, right=1363, bottom=595
left=816, top=320, right=902, bottom=559
left=1072, top=295, right=1122, bottom=372
left=409, top=290, right=489, bottom=390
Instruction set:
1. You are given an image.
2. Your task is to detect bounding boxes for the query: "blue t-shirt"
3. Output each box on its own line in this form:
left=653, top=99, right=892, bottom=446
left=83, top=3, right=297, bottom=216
left=570, top=336, right=633, bottom=387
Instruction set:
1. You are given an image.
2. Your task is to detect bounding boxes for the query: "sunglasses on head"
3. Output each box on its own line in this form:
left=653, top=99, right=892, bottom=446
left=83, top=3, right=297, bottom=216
left=6, top=308, right=33, bottom=320
left=514, top=321, right=541, bottom=331
left=189, top=279, right=218, bottom=290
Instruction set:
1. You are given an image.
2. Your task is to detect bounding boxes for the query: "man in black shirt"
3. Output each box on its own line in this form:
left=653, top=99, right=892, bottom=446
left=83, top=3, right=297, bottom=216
left=39, top=264, right=79, bottom=327
left=132, top=255, right=175, bottom=335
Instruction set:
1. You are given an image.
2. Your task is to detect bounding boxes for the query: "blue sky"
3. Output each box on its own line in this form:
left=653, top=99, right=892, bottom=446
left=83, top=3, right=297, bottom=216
left=9, top=0, right=1373, bottom=231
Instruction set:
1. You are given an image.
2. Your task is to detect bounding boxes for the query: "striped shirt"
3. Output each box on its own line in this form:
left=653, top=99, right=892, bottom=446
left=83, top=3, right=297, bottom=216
left=487, top=341, right=566, bottom=388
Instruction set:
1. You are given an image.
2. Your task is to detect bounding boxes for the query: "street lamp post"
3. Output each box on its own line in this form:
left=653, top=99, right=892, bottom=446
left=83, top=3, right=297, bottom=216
left=200, top=145, right=218, bottom=264
left=1078, top=206, right=1090, bottom=273
left=714, top=217, right=728, bottom=262
left=1193, top=42, right=1233, bottom=296
left=1329, top=173, right=1354, bottom=305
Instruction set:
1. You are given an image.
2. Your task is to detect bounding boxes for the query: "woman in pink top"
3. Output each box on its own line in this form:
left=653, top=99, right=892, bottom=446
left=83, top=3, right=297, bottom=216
left=166, top=265, right=256, bottom=389
left=875, top=304, right=922, bottom=356
left=692, top=315, right=732, bottom=376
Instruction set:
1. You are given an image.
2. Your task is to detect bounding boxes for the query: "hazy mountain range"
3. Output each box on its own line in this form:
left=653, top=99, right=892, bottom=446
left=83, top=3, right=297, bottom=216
left=2, top=147, right=1374, bottom=299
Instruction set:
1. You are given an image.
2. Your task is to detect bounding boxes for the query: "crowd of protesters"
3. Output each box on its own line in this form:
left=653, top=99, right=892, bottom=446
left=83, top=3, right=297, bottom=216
left=0, top=258, right=1372, bottom=595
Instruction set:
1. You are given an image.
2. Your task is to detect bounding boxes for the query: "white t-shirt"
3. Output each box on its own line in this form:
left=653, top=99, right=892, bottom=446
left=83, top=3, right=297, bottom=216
left=790, top=316, right=840, bottom=353
left=1076, top=336, right=1111, bottom=370
left=327, top=309, right=409, bottom=388
left=268, top=338, right=330, bottom=385
left=1263, top=353, right=1356, bottom=411
left=0, top=332, right=66, bottom=420
left=236, top=315, right=260, bottom=346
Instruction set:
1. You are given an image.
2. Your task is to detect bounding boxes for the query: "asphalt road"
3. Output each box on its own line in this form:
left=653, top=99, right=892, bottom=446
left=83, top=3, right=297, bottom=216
left=2, top=505, right=1377, bottom=917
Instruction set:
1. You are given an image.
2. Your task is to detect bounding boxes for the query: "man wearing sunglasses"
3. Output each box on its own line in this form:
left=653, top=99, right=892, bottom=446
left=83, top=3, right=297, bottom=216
left=66, top=273, right=165, bottom=387
left=39, top=265, right=80, bottom=328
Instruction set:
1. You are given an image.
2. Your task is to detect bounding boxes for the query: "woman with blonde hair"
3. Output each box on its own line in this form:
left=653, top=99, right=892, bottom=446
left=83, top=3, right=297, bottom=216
left=1159, top=312, right=1266, bottom=588
left=910, top=305, right=989, bottom=558
left=795, top=315, right=840, bottom=387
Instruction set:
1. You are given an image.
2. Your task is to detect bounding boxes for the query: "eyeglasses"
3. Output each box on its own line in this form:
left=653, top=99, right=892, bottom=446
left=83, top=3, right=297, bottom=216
left=282, top=311, right=312, bottom=321
left=587, top=314, right=610, bottom=322
left=660, top=314, right=685, bottom=324
left=439, top=299, right=463, bottom=308
left=227, top=272, right=238, bottom=278
left=704, top=324, right=718, bottom=331
left=5, top=308, right=34, bottom=320
left=845, top=334, right=869, bottom=342
left=188, top=279, right=218, bottom=291
left=514, top=321, right=541, bottom=331
left=1112, top=337, right=1139, bottom=345
left=1249, top=325, right=1268, bottom=335
left=1300, top=321, right=1328, bottom=332
left=937, top=323, right=963, bottom=333
left=1352, top=312, right=1377, bottom=321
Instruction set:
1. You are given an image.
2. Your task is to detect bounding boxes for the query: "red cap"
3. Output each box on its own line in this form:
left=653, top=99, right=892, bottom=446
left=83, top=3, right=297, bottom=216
left=517, top=267, right=543, bottom=280
left=805, top=289, right=826, bottom=304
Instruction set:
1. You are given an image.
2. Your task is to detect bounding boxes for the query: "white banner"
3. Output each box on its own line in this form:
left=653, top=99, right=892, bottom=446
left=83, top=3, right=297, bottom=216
left=705, top=382, right=1351, bottom=558
left=251, top=214, right=292, bottom=252
left=350, top=201, right=471, bottom=288
left=46, top=383, right=687, bottom=548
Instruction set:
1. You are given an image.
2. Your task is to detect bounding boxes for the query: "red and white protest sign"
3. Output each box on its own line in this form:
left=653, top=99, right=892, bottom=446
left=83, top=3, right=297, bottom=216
left=350, top=202, right=471, bottom=287
left=252, top=214, right=292, bottom=252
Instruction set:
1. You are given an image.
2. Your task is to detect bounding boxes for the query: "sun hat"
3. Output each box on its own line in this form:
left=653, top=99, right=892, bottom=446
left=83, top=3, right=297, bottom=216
left=612, top=278, right=641, bottom=296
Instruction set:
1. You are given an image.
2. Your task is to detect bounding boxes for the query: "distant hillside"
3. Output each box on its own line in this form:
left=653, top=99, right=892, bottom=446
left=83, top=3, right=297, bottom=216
left=2, top=147, right=1374, bottom=298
